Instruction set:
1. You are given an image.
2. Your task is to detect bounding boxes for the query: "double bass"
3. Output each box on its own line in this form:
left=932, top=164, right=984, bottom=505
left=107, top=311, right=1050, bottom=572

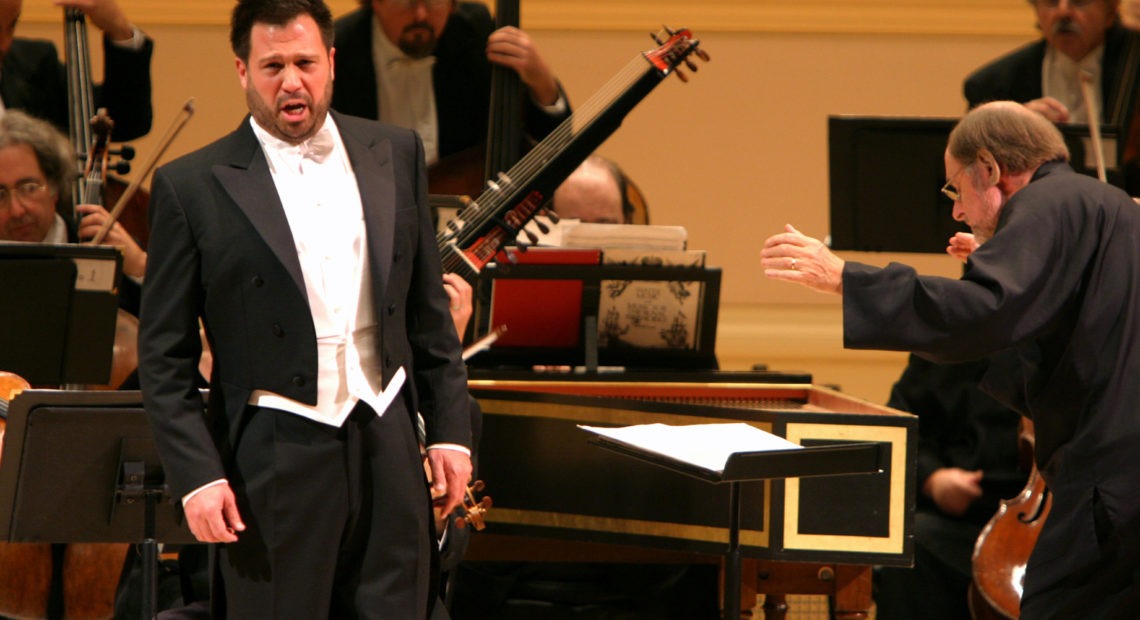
left=64, top=8, right=149, bottom=249
left=427, top=0, right=526, bottom=198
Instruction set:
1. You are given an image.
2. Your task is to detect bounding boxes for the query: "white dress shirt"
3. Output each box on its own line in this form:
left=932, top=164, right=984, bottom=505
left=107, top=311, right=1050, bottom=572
left=1042, top=43, right=1105, bottom=124
left=372, top=19, right=440, bottom=165
left=247, top=115, right=405, bottom=428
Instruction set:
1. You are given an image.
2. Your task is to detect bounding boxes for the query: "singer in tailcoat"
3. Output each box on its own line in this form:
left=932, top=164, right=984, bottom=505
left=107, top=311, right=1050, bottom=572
left=139, top=110, right=471, bottom=617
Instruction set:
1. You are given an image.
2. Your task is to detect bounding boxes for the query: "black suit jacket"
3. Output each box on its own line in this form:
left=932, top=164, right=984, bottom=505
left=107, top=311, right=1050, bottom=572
left=332, top=3, right=569, bottom=161
left=963, top=23, right=1136, bottom=124
left=139, top=112, right=471, bottom=499
left=0, top=35, right=154, bottom=142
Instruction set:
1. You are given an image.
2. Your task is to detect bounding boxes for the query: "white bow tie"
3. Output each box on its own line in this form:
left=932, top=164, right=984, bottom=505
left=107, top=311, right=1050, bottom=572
left=301, top=127, right=335, bottom=163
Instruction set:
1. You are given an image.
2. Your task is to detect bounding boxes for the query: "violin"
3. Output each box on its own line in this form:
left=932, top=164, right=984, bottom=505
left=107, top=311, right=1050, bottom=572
left=968, top=418, right=1052, bottom=620
left=422, top=450, right=493, bottom=535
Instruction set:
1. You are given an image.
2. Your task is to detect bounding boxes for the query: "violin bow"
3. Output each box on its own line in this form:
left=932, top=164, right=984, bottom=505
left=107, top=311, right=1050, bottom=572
left=1079, top=69, right=1108, bottom=184
left=91, top=98, right=196, bottom=245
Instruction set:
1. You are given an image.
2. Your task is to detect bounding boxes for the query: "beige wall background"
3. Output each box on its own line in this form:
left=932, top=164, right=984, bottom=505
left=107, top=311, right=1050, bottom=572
left=19, top=0, right=1043, bottom=404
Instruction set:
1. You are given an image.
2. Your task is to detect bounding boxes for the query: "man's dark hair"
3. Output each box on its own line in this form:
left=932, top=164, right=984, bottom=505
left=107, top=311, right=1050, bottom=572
left=231, top=0, right=335, bottom=61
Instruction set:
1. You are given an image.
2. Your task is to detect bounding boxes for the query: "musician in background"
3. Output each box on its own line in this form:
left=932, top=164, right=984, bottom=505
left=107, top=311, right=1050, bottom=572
left=0, top=109, right=144, bottom=277
left=450, top=155, right=721, bottom=620
left=551, top=154, right=635, bottom=225
left=873, top=354, right=1027, bottom=619
left=0, top=0, right=153, bottom=142
left=963, top=0, right=1127, bottom=124
left=332, top=0, right=569, bottom=166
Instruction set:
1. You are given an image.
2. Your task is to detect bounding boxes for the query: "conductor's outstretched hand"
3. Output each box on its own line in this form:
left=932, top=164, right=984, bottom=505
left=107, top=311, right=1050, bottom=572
left=761, top=224, right=845, bottom=295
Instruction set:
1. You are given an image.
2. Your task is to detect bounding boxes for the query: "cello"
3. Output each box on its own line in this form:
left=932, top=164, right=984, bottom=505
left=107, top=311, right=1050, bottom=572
left=968, top=418, right=1052, bottom=619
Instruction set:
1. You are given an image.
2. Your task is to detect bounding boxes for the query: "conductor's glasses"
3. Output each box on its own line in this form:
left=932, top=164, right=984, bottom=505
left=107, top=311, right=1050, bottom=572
left=0, top=181, right=51, bottom=209
left=941, top=166, right=971, bottom=203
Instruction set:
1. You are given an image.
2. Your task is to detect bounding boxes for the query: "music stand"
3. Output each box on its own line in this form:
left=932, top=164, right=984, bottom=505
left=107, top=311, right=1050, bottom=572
left=0, top=244, right=122, bottom=385
left=828, top=115, right=1129, bottom=253
left=586, top=431, right=887, bottom=620
left=471, top=263, right=721, bottom=370
left=0, top=389, right=196, bottom=619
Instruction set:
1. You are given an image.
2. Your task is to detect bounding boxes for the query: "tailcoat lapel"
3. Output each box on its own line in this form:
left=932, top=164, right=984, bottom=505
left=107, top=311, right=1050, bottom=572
left=337, top=113, right=396, bottom=301
left=210, top=120, right=308, bottom=298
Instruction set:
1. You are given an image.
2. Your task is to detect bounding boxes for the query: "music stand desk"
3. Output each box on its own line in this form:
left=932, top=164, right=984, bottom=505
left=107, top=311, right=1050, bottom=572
left=588, top=436, right=887, bottom=619
left=0, top=389, right=195, bottom=619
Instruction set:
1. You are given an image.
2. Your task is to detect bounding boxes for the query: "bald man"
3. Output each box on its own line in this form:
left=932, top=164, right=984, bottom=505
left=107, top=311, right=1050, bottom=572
left=551, top=155, right=631, bottom=224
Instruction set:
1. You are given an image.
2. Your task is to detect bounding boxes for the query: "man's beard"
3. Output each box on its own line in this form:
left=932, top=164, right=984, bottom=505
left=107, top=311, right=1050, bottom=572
left=246, top=79, right=333, bottom=144
left=398, top=23, right=438, bottom=58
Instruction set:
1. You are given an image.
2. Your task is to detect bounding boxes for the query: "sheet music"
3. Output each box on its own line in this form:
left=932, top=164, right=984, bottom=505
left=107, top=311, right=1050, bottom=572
left=579, top=422, right=801, bottom=473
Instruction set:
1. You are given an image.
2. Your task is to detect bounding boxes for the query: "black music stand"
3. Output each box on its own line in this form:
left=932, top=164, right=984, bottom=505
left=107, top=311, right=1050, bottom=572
left=586, top=430, right=887, bottom=620
left=0, top=390, right=196, bottom=620
left=828, top=116, right=1130, bottom=253
left=0, top=244, right=122, bottom=385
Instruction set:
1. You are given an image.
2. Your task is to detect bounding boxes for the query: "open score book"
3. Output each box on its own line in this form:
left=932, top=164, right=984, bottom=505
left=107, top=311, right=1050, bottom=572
left=578, top=423, right=802, bottom=474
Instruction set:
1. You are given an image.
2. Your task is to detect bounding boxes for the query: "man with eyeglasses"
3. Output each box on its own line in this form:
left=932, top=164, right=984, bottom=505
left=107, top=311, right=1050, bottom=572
left=763, top=101, right=1140, bottom=619
left=0, top=109, right=145, bottom=278
left=964, top=0, right=1130, bottom=124
left=332, top=0, right=569, bottom=168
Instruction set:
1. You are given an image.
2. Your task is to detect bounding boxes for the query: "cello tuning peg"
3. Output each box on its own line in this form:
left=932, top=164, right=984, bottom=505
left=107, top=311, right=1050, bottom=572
left=672, top=68, right=689, bottom=83
left=532, top=219, right=550, bottom=235
left=116, top=145, right=136, bottom=160
left=112, top=161, right=131, bottom=175
left=684, top=59, right=698, bottom=72
left=541, top=208, right=561, bottom=224
left=695, top=48, right=710, bottom=62
left=471, top=480, right=486, bottom=492
left=524, top=230, right=539, bottom=245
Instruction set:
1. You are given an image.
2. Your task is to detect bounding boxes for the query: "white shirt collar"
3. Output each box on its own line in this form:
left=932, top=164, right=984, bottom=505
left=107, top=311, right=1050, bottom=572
left=248, top=114, right=349, bottom=176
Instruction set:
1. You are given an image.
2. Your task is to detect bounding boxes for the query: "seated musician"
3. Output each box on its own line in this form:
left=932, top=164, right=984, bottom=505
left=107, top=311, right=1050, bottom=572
left=449, top=155, right=721, bottom=620
left=0, top=0, right=155, bottom=142
left=332, top=0, right=570, bottom=167
left=963, top=0, right=1126, bottom=124
left=873, top=352, right=1027, bottom=620
left=0, top=110, right=145, bottom=312
left=551, top=154, right=635, bottom=225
